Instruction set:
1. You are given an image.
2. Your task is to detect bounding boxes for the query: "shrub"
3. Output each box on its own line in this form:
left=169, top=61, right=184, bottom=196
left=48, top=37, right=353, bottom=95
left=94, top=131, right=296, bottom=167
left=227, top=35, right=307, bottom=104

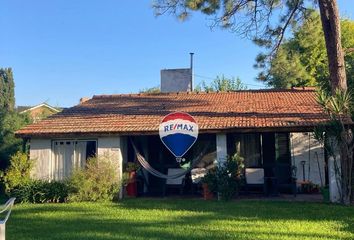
left=67, top=156, right=121, bottom=202
left=2, top=151, right=33, bottom=192
left=10, top=180, right=69, bottom=203
left=121, top=172, right=130, bottom=187
left=202, top=153, right=244, bottom=201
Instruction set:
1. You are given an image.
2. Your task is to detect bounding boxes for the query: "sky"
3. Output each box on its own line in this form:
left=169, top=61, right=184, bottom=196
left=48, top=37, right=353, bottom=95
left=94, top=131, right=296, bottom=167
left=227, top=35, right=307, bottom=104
left=1, top=0, right=354, bottom=107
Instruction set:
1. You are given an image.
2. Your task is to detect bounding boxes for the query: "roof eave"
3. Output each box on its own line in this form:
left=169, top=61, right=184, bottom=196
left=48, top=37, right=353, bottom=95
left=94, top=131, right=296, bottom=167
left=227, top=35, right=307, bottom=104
left=15, top=125, right=327, bottom=139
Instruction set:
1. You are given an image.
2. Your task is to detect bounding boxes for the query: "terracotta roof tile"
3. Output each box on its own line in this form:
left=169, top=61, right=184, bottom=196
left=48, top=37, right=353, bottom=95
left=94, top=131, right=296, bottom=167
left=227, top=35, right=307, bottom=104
left=16, top=89, right=335, bottom=137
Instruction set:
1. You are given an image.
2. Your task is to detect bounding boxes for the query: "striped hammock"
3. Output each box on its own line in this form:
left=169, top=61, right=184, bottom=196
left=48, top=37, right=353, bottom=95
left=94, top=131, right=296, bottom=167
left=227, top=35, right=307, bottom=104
left=130, top=139, right=209, bottom=179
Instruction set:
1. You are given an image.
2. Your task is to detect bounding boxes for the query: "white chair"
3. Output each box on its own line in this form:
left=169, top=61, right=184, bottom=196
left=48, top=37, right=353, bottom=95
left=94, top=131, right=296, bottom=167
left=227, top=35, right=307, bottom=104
left=245, top=168, right=264, bottom=184
left=191, top=168, right=207, bottom=184
left=0, top=198, right=16, bottom=240
left=166, top=168, right=186, bottom=186
left=164, top=168, right=186, bottom=196
left=190, top=168, right=207, bottom=194
left=245, top=168, right=265, bottom=194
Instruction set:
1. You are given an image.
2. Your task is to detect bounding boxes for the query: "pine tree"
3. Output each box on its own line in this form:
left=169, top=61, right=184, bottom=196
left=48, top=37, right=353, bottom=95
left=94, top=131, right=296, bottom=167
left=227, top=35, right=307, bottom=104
left=255, top=13, right=354, bottom=90
left=0, top=68, right=15, bottom=112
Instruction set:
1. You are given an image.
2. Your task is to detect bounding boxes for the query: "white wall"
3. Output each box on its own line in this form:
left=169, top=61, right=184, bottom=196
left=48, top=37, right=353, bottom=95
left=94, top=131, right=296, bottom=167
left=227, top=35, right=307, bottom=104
left=161, top=68, right=192, bottom=93
left=290, top=132, right=325, bottom=186
left=30, top=139, right=52, bottom=179
left=97, top=137, right=124, bottom=182
left=29, top=137, right=125, bottom=184
left=97, top=136, right=126, bottom=199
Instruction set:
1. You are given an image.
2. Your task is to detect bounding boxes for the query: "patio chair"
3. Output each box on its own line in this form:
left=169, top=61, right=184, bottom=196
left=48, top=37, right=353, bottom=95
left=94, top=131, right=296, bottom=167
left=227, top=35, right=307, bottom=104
left=245, top=168, right=266, bottom=194
left=163, top=168, right=187, bottom=196
left=0, top=198, right=16, bottom=240
left=190, top=168, right=207, bottom=194
left=275, top=164, right=297, bottom=197
left=191, top=168, right=206, bottom=184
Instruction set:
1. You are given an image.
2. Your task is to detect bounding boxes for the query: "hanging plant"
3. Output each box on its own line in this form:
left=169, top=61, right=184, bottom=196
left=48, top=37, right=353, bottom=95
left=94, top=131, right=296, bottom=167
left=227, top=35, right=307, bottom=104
left=124, top=162, right=140, bottom=173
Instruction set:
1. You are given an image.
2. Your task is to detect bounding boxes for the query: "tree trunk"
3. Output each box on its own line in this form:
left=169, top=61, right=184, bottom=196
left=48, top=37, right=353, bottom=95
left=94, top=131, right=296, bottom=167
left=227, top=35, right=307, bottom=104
left=352, top=157, right=354, bottom=202
left=319, top=0, right=353, bottom=205
left=318, top=0, right=347, bottom=93
left=339, top=138, right=353, bottom=205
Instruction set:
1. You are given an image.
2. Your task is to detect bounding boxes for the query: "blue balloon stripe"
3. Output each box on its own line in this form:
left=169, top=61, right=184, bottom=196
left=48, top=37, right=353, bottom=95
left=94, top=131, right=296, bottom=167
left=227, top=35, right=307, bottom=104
left=161, top=133, right=197, bottom=157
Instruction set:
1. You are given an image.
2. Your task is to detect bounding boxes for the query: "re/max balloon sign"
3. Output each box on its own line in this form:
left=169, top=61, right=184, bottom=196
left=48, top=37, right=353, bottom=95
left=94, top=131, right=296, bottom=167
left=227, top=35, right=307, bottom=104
left=159, top=112, right=199, bottom=159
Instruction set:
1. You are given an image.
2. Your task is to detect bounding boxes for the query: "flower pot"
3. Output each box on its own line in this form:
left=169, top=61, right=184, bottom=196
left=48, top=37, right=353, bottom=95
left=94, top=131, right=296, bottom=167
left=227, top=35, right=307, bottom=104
left=202, top=183, right=214, bottom=200
left=126, top=171, right=137, bottom=197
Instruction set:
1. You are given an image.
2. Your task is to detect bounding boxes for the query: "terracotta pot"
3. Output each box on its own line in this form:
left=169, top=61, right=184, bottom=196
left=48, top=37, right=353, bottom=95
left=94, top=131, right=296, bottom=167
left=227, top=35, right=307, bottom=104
left=129, top=171, right=136, bottom=182
left=126, top=171, right=137, bottom=197
left=202, top=183, right=214, bottom=200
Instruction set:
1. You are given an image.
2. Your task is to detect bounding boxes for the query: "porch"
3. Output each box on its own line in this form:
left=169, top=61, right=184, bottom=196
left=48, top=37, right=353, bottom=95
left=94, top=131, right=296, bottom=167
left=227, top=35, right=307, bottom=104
left=125, top=131, right=326, bottom=198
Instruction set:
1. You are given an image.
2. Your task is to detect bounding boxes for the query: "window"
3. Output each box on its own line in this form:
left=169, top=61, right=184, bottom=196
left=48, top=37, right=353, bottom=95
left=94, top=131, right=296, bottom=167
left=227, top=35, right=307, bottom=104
left=233, top=133, right=262, bottom=168
left=275, top=133, right=291, bottom=164
left=51, top=140, right=97, bottom=180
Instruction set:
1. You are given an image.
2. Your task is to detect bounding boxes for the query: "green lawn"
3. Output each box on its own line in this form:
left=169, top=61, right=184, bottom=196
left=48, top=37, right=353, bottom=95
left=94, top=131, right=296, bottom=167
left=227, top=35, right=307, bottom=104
left=6, top=198, right=354, bottom=240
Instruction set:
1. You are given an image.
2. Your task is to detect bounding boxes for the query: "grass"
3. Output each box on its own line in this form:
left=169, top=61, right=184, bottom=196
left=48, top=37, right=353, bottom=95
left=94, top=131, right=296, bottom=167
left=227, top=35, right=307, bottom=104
left=5, top=198, right=354, bottom=240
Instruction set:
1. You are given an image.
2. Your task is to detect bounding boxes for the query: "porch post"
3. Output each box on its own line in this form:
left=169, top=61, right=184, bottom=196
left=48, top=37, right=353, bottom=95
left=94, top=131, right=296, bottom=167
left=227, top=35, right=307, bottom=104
left=327, top=137, right=341, bottom=203
left=141, top=137, right=149, bottom=193
left=119, top=137, right=128, bottom=199
left=328, top=155, right=341, bottom=203
left=216, top=134, right=227, bottom=166
left=0, top=224, right=4, bottom=240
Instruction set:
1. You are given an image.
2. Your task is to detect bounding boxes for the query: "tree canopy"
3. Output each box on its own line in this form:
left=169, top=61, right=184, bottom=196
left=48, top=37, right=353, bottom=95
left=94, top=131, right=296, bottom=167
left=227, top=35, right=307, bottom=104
left=0, top=68, right=31, bottom=169
left=139, top=86, right=161, bottom=94
left=255, top=12, right=354, bottom=90
left=153, top=0, right=347, bottom=91
left=0, top=110, right=31, bottom=169
left=154, top=1, right=314, bottom=57
left=195, top=75, right=247, bottom=91
left=0, top=68, right=15, bottom=112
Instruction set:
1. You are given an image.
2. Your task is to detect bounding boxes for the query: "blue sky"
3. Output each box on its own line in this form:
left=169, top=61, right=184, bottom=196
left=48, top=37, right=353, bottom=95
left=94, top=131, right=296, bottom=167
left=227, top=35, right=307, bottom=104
left=1, top=0, right=354, bottom=107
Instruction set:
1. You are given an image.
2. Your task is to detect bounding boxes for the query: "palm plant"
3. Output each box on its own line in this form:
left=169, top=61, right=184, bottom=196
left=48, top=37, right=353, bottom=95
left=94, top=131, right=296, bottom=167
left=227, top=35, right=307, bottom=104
left=315, top=89, right=353, bottom=205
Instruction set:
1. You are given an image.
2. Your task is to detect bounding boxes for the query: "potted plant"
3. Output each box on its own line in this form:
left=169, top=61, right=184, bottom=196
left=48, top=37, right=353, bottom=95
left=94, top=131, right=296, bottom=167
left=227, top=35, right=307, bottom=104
left=228, top=153, right=245, bottom=197
left=201, top=169, right=216, bottom=200
left=301, top=181, right=310, bottom=193
left=310, top=182, right=320, bottom=194
left=124, top=162, right=140, bottom=197
left=320, top=186, right=330, bottom=202
left=201, top=154, right=244, bottom=201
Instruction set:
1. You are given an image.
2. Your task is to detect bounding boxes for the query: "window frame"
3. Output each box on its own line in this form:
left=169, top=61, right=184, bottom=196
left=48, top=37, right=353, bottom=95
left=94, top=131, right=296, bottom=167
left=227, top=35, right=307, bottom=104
left=50, top=139, right=98, bottom=180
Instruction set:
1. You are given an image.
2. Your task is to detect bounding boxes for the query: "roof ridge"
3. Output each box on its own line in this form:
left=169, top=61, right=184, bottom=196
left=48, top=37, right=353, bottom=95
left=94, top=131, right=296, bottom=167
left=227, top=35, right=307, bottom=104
left=92, top=88, right=317, bottom=99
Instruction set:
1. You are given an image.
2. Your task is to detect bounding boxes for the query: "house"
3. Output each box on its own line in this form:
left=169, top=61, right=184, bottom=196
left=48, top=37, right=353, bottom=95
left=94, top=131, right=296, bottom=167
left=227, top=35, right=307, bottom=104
left=15, top=88, right=342, bottom=201
left=17, top=103, right=62, bottom=123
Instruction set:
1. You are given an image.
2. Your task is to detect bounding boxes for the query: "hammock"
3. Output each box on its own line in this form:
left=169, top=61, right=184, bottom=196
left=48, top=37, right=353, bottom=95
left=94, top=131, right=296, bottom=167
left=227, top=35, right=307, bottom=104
left=130, top=138, right=209, bottom=180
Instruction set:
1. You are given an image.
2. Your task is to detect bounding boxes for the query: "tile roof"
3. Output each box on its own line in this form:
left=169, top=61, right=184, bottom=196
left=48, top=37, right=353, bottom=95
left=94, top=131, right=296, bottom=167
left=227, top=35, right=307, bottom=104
left=16, top=89, right=334, bottom=137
